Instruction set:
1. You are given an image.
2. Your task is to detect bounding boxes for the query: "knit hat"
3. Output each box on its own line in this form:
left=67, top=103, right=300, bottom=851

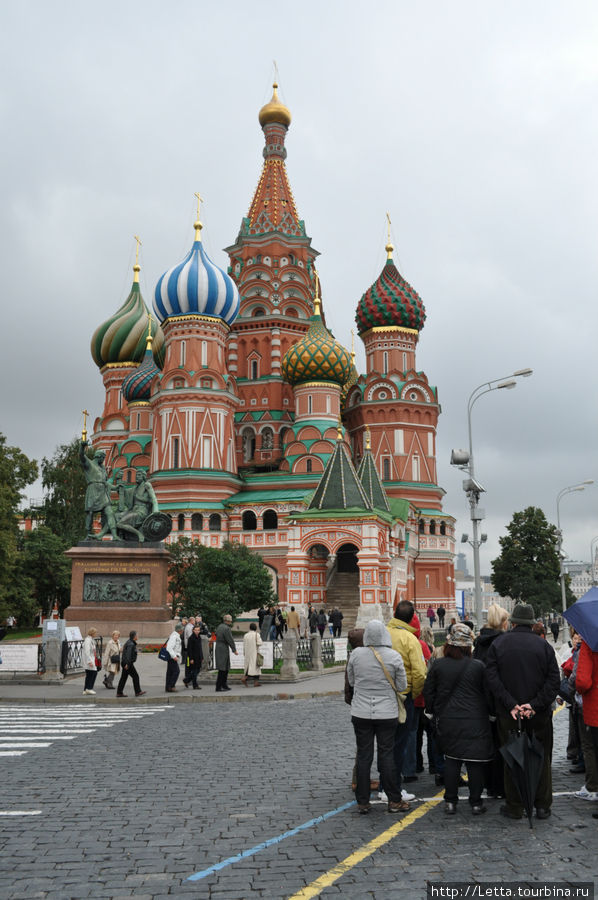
left=510, top=602, right=535, bottom=626
left=447, top=622, right=474, bottom=647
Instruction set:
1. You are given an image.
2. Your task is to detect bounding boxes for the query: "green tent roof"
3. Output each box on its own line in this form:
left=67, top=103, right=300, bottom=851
left=357, top=449, right=390, bottom=513
left=308, top=440, right=372, bottom=512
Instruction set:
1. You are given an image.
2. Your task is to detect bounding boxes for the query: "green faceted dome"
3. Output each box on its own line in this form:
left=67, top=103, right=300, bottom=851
left=282, top=300, right=352, bottom=387
left=91, top=280, right=164, bottom=369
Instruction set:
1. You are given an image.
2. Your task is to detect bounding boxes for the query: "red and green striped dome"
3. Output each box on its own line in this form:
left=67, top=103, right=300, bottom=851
left=356, top=258, right=426, bottom=335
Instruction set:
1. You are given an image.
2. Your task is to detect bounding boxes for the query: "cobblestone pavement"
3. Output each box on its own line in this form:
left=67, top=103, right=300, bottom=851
left=0, top=698, right=596, bottom=899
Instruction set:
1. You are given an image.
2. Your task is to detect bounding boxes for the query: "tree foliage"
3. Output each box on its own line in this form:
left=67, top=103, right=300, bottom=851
left=168, top=538, right=277, bottom=628
left=0, top=433, right=38, bottom=621
left=491, top=506, right=574, bottom=615
left=16, top=526, right=72, bottom=619
left=40, top=437, right=87, bottom=546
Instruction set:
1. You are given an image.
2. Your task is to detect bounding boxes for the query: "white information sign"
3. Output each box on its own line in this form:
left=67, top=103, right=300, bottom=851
left=46, top=621, right=58, bottom=631
left=65, top=627, right=83, bottom=642
left=333, top=639, right=348, bottom=662
left=0, top=644, right=38, bottom=672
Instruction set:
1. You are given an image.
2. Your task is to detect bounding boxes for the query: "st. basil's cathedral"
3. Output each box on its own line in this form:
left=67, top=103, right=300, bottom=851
left=89, top=84, right=456, bottom=627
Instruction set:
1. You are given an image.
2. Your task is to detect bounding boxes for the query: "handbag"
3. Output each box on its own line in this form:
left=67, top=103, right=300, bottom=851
left=95, top=655, right=102, bottom=669
left=110, top=653, right=121, bottom=665
left=158, top=644, right=171, bottom=662
left=369, top=648, right=407, bottom=724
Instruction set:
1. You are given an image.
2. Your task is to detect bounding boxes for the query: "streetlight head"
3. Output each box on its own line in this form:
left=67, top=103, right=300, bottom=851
left=513, top=368, right=533, bottom=377
left=480, top=534, right=488, bottom=543
left=582, top=479, right=594, bottom=486
left=450, top=449, right=470, bottom=467
left=497, top=380, right=517, bottom=390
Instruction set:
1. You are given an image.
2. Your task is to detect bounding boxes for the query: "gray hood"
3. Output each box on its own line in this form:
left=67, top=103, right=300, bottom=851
left=363, top=619, right=392, bottom=648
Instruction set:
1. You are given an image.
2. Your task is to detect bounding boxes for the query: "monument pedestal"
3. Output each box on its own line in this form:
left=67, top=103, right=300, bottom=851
left=65, top=542, right=175, bottom=640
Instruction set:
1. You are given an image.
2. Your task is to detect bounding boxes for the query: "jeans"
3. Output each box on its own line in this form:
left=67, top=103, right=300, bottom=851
left=117, top=664, right=141, bottom=695
left=165, top=659, right=180, bottom=690
left=393, top=694, right=415, bottom=790
left=352, top=716, right=401, bottom=805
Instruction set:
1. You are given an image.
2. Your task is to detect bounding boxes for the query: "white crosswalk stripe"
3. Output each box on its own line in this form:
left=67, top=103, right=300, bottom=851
left=0, top=704, right=172, bottom=757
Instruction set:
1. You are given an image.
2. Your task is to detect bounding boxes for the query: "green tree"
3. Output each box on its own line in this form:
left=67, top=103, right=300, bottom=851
left=491, top=506, right=574, bottom=615
left=40, top=437, right=86, bottom=546
left=0, top=433, right=38, bottom=622
left=168, top=538, right=276, bottom=628
left=16, top=526, right=72, bottom=620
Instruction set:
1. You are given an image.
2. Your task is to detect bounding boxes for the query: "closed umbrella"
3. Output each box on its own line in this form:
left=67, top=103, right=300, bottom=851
left=499, top=715, right=544, bottom=828
left=563, top=586, right=598, bottom=651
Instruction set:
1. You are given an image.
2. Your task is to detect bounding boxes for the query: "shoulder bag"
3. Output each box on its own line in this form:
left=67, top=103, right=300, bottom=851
left=369, top=648, right=407, bottom=724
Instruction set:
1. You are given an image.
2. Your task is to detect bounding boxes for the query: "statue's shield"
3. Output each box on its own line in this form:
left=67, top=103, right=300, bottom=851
left=141, top=512, right=172, bottom=542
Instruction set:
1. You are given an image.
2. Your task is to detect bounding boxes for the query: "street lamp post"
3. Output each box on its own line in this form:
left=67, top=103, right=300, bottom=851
left=590, top=535, right=598, bottom=587
left=451, top=368, right=533, bottom=628
left=556, top=481, right=594, bottom=612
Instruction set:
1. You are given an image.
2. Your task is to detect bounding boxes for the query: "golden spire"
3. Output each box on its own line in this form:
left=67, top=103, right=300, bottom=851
left=313, top=267, right=321, bottom=316
left=145, top=311, right=154, bottom=351
left=194, top=192, right=203, bottom=242
left=133, top=235, right=142, bottom=282
left=351, top=329, right=355, bottom=361
left=365, top=427, right=371, bottom=451
left=337, top=419, right=343, bottom=441
left=81, top=409, right=89, bottom=442
left=385, top=212, right=394, bottom=261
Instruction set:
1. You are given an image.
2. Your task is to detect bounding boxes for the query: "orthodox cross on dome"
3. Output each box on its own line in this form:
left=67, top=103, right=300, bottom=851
left=145, top=311, right=154, bottom=350
left=133, top=234, right=142, bottom=282
left=385, top=212, right=394, bottom=260
left=194, top=192, right=204, bottom=242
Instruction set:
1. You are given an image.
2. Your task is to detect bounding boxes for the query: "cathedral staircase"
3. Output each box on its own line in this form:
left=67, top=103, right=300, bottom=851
left=326, top=571, right=361, bottom=633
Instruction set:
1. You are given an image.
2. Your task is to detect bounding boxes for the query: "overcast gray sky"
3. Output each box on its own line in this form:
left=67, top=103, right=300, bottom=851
left=2, top=1, right=597, bottom=572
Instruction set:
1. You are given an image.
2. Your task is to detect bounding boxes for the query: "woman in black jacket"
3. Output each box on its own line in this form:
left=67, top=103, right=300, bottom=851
left=183, top=624, right=203, bottom=689
left=424, top=623, right=493, bottom=815
left=473, top=603, right=508, bottom=797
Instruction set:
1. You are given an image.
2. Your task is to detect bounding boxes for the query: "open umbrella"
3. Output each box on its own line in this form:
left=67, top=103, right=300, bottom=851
left=563, top=586, right=598, bottom=651
left=499, top=715, right=544, bottom=828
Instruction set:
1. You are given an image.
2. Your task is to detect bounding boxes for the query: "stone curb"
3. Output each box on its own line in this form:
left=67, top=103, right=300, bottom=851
left=0, top=689, right=343, bottom=705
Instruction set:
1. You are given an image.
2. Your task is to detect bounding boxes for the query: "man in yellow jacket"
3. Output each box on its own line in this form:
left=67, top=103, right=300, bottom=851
left=387, top=600, right=427, bottom=796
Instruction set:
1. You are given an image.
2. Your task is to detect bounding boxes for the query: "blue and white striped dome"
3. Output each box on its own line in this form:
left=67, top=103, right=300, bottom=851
left=153, top=226, right=240, bottom=325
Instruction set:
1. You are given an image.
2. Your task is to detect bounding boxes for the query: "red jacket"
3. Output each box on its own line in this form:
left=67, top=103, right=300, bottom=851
left=576, top=641, right=598, bottom=727
left=409, top=614, right=432, bottom=708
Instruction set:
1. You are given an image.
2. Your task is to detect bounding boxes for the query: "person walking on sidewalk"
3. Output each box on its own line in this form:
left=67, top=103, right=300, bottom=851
left=485, top=602, right=560, bottom=820
left=183, top=623, right=203, bottom=690
left=102, top=630, right=121, bottom=690
left=116, top=631, right=146, bottom=697
left=242, top=623, right=262, bottom=687
left=165, top=624, right=184, bottom=692
left=82, top=627, right=100, bottom=695
left=286, top=606, right=301, bottom=639
left=330, top=607, right=344, bottom=638
left=215, top=614, right=237, bottom=692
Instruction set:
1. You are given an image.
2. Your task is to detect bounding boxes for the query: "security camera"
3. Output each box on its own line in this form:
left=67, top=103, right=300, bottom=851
left=462, top=477, right=485, bottom=494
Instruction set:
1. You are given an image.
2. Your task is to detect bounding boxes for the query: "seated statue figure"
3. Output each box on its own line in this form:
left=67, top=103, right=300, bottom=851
left=115, top=470, right=159, bottom=542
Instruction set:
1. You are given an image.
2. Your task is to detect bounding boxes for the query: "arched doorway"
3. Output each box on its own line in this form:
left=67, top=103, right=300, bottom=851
left=337, top=543, right=359, bottom=573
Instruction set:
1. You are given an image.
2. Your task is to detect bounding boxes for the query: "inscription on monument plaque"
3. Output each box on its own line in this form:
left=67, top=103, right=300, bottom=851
left=83, top=573, right=150, bottom=604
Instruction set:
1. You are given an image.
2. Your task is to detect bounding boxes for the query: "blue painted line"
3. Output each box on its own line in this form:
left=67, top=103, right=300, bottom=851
left=187, top=799, right=356, bottom=882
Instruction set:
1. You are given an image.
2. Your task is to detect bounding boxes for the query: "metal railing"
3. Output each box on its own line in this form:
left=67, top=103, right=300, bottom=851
left=60, top=637, right=103, bottom=675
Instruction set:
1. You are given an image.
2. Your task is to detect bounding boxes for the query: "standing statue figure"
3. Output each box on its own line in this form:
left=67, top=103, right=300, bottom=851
left=79, top=441, right=119, bottom=540
left=115, top=470, right=160, bottom=542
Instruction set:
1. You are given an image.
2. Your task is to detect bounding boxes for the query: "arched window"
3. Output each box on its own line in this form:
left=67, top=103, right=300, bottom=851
left=180, top=341, right=186, bottom=367
left=209, top=514, right=221, bottom=532
left=402, top=352, right=407, bottom=372
left=177, top=514, right=185, bottom=532
left=253, top=308, right=265, bottom=317
left=306, top=458, right=313, bottom=473
left=191, top=513, right=203, bottom=531
left=383, top=351, right=388, bottom=375
left=263, top=509, right=278, bottom=530
left=242, top=427, right=256, bottom=462
left=172, top=437, right=180, bottom=469
left=250, top=359, right=258, bottom=380
left=439, top=521, right=446, bottom=536
left=261, top=427, right=273, bottom=450
left=242, top=510, right=257, bottom=531
left=429, top=520, right=436, bottom=535
left=382, top=458, right=391, bottom=480
left=419, top=519, right=425, bottom=534
left=307, top=394, right=313, bottom=415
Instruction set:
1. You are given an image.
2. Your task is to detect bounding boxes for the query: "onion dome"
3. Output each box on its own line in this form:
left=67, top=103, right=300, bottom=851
left=91, top=261, right=165, bottom=369
left=282, top=286, right=352, bottom=387
left=122, top=319, right=159, bottom=405
left=258, top=82, right=292, bottom=128
left=153, top=216, right=240, bottom=325
left=355, top=239, right=426, bottom=335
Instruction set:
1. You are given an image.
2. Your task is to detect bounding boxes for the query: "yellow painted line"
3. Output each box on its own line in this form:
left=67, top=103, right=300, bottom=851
left=288, top=791, right=445, bottom=900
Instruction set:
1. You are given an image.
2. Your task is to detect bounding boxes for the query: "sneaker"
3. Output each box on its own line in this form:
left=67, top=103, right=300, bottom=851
left=377, top=791, right=388, bottom=802
left=401, top=790, right=416, bottom=802
left=575, top=786, right=598, bottom=801
left=87, top=689, right=96, bottom=695
left=388, top=800, right=410, bottom=813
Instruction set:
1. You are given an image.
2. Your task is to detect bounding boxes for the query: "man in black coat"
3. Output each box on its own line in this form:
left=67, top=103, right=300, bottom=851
left=330, top=608, right=344, bottom=637
left=485, top=602, right=560, bottom=820
left=116, top=631, right=146, bottom=697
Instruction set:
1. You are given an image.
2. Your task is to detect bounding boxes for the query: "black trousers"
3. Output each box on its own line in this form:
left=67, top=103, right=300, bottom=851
left=184, top=666, right=200, bottom=688
left=117, top=664, right=140, bottom=695
left=333, top=626, right=342, bottom=637
left=352, top=716, right=401, bottom=806
left=165, top=659, right=180, bottom=690
left=216, top=667, right=229, bottom=690
left=498, top=710, right=553, bottom=812
left=444, top=757, right=485, bottom=804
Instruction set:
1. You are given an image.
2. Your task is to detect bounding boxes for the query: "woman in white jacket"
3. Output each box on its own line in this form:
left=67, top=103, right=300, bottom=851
left=82, top=627, right=99, bottom=695
left=347, top=619, right=408, bottom=814
left=242, top=623, right=263, bottom=687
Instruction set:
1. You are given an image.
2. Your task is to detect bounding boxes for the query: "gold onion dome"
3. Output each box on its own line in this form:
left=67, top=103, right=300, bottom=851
left=281, top=289, right=352, bottom=388
left=258, top=82, right=292, bottom=128
left=91, top=263, right=165, bottom=370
